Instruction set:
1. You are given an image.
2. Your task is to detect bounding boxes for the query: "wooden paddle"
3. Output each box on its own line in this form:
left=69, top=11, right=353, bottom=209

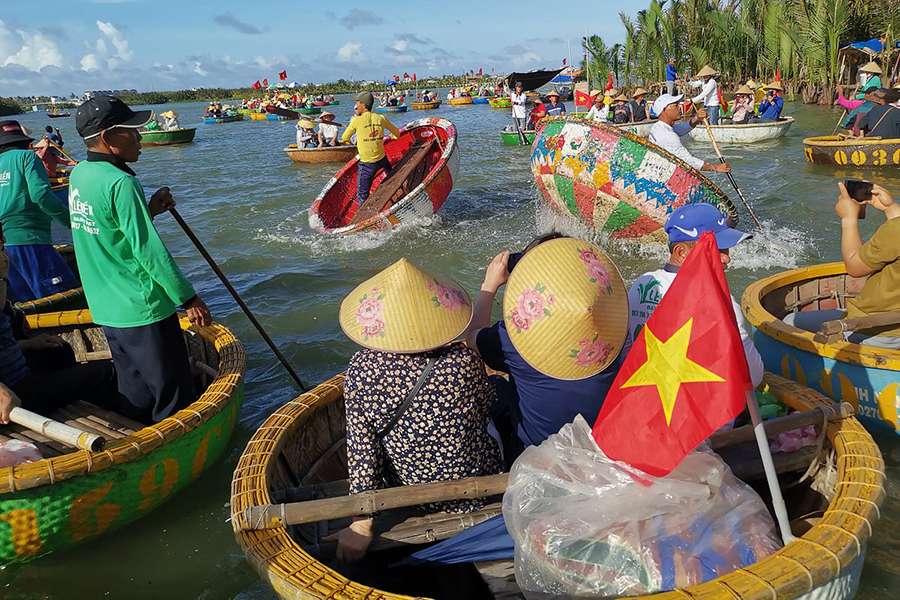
left=169, top=208, right=308, bottom=391
left=691, top=101, right=763, bottom=230
left=831, top=85, right=859, bottom=135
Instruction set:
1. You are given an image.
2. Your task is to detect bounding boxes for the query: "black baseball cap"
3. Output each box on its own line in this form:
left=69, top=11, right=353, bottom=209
left=76, top=95, right=151, bottom=139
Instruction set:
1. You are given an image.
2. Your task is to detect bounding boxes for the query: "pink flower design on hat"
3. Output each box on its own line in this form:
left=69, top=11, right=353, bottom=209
left=428, top=279, right=468, bottom=311
left=569, top=335, right=613, bottom=368
left=507, top=283, right=554, bottom=333
left=355, top=288, right=385, bottom=338
left=579, top=248, right=613, bottom=294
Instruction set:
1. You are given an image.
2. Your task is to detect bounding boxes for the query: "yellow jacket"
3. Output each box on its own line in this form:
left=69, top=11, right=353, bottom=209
left=341, top=111, right=401, bottom=163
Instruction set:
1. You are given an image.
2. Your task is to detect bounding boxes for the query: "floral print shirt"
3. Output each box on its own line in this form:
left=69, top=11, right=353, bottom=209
left=344, top=343, right=503, bottom=513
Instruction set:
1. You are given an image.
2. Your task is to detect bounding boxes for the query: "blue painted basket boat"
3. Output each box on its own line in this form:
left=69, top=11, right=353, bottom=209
left=472, top=97, right=490, bottom=104
left=742, top=262, right=900, bottom=435
left=531, top=116, right=736, bottom=243
left=376, top=105, right=408, bottom=113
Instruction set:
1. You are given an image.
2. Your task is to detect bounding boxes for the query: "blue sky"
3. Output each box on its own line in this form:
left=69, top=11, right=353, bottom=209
left=0, top=0, right=641, bottom=96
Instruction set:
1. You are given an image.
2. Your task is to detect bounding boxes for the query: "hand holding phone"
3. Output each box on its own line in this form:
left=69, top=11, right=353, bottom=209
left=843, top=180, right=872, bottom=219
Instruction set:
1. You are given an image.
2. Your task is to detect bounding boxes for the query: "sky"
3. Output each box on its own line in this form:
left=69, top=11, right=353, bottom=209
left=0, top=0, right=643, bottom=97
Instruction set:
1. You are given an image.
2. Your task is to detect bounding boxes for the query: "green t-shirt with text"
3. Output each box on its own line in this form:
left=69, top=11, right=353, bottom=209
left=0, top=148, right=70, bottom=245
left=68, top=160, right=195, bottom=327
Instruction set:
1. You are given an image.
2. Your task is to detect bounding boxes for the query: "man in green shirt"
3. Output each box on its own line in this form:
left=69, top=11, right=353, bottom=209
left=70, top=95, right=212, bottom=423
left=0, top=120, right=79, bottom=302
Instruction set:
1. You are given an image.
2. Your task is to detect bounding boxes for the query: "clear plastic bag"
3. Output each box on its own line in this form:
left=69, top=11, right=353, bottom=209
left=502, top=416, right=781, bottom=597
left=0, top=439, right=42, bottom=467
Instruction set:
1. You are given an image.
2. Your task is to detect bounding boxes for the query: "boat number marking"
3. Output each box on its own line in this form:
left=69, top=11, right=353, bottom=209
left=70, top=480, right=121, bottom=542
left=138, top=458, right=180, bottom=511
left=0, top=509, right=42, bottom=557
left=833, top=150, right=848, bottom=165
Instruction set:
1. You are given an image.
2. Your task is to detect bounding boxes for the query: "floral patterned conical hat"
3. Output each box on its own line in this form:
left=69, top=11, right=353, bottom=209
left=339, top=258, right=473, bottom=353
left=503, top=238, right=628, bottom=380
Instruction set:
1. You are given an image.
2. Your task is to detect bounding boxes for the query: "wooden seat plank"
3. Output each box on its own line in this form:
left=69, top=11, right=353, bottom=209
left=350, top=139, right=436, bottom=224
left=74, top=401, right=143, bottom=433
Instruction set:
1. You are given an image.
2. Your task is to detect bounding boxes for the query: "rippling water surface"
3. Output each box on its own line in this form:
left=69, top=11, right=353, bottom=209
left=3, top=95, right=898, bottom=599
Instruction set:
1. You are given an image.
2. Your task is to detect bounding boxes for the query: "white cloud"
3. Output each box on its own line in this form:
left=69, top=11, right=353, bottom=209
left=96, top=21, right=132, bottom=63
left=80, top=54, right=100, bottom=71
left=391, top=39, right=408, bottom=53
left=192, top=61, right=207, bottom=76
left=80, top=20, right=133, bottom=71
left=0, top=20, right=64, bottom=71
left=337, top=41, right=362, bottom=63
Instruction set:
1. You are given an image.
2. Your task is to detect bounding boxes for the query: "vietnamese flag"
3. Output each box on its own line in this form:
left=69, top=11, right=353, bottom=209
left=605, top=72, right=614, bottom=91
left=279, top=70, right=287, bottom=81
left=717, top=88, right=729, bottom=112
left=252, top=80, right=262, bottom=90
left=592, top=233, right=752, bottom=476
left=573, top=82, right=591, bottom=108
left=262, top=78, right=269, bottom=87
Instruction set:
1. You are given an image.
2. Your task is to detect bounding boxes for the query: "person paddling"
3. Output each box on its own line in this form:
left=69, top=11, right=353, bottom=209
left=69, top=95, right=211, bottom=424
left=340, top=91, right=401, bottom=208
left=690, top=65, right=721, bottom=125
left=648, top=94, right=730, bottom=174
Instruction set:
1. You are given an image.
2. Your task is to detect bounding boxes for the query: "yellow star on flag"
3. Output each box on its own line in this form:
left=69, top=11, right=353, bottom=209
left=621, top=318, right=724, bottom=425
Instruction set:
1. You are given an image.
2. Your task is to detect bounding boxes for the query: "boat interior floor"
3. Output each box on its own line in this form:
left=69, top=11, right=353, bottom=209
left=349, top=138, right=437, bottom=225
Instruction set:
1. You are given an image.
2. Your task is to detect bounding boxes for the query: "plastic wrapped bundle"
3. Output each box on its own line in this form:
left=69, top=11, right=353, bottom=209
left=503, top=416, right=781, bottom=597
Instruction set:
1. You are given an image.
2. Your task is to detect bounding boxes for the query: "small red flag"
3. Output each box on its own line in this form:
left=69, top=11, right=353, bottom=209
left=573, top=82, right=591, bottom=108
left=605, top=73, right=614, bottom=91
left=775, top=69, right=781, bottom=81
left=562, top=57, right=568, bottom=66
left=591, top=233, right=752, bottom=476
left=478, top=66, right=483, bottom=76
left=717, top=88, right=729, bottom=112
left=412, top=72, right=417, bottom=82
left=279, top=70, right=287, bottom=81
left=262, top=78, right=269, bottom=87
left=252, top=80, right=261, bottom=90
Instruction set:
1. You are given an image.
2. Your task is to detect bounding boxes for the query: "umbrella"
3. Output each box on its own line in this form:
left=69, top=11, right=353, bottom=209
left=407, top=514, right=514, bottom=565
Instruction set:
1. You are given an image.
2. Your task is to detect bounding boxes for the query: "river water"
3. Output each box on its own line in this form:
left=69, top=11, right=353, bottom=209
left=3, top=96, right=898, bottom=599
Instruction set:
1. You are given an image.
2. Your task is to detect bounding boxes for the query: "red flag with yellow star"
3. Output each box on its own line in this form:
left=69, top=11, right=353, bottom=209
left=592, top=232, right=752, bottom=476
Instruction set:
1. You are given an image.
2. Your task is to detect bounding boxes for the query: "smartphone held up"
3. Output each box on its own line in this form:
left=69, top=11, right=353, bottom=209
left=845, top=179, right=872, bottom=220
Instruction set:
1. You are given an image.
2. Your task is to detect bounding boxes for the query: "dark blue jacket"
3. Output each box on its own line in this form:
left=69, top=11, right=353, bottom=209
left=757, top=95, right=784, bottom=121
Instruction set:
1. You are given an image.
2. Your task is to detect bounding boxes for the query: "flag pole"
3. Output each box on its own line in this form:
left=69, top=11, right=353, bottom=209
left=745, top=390, right=796, bottom=544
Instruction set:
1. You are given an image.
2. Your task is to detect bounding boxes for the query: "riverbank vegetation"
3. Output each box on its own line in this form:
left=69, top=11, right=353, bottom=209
left=0, top=98, right=23, bottom=116
left=584, top=0, right=899, bottom=103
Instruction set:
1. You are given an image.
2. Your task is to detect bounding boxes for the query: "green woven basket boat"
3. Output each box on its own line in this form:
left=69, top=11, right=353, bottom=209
left=0, top=311, right=245, bottom=564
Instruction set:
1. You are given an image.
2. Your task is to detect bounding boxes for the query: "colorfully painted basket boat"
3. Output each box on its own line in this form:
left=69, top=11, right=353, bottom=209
left=298, top=107, right=322, bottom=116
left=0, top=310, right=245, bottom=564
left=308, top=117, right=458, bottom=235
left=411, top=100, right=441, bottom=111
left=249, top=112, right=268, bottom=121
left=687, top=117, right=794, bottom=144
left=266, top=114, right=290, bottom=121
left=283, top=144, right=357, bottom=163
left=500, top=129, right=536, bottom=145
left=742, top=262, right=900, bottom=435
left=489, top=97, right=512, bottom=109
left=472, top=97, right=490, bottom=104
left=231, top=372, right=883, bottom=600
left=802, top=135, right=900, bottom=168
left=139, top=127, right=197, bottom=146
left=376, top=105, right=408, bottom=113
left=203, top=114, right=243, bottom=124
left=448, top=97, right=473, bottom=106
left=12, top=245, right=86, bottom=315
left=531, top=116, right=736, bottom=243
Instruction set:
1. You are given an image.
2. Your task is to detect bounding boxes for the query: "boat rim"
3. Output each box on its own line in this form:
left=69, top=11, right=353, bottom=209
left=140, top=127, right=197, bottom=134
left=803, top=135, right=900, bottom=146
left=695, top=116, right=794, bottom=130
left=0, top=312, right=245, bottom=494
left=741, top=261, right=900, bottom=370
left=538, top=115, right=737, bottom=224
left=230, top=372, right=884, bottom=600
left=282, top=144, right=357, bottom=153
left=312, top=117, right=457, bottom=234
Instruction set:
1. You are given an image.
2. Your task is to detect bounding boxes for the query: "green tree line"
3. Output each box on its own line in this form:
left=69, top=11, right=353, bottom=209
left=0, top=98, right=23, bottom=116
left=583, top=0, right=899, bottom=103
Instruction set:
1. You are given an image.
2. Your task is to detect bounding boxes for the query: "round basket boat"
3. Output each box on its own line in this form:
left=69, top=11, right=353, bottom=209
left=376, top=105, right=408, bottom=113
left=139, top=127, right=197, bottom=146
left=250, top=112, right=269, bottom=121
left=0, top=310, right=245, bottom=564
left=742, top=262, right=900, bottom=435
left=12, top=245, right=86, bottom=315
left=472, top=97, right=490, bottom=105
left=448, top=97, right=473, bottom=106
left=532, top=116, right=735, bottom=243
left=298, top=107, right=322, bottom=116
left=308, top=117, right=458, bottom=235
left=231, top=372, right=883, bottom=599
left=500, top=129, right=536, bottom=145
left=489, top=97, right=512, bottom=109
left=803, top=135, right=900, bottom=168
left=687, top=117, right=794, bottom=144
left=411, top=101, right=441, bottom=111
left=283, top=144, right=358, bottom=164
left=203, top=114, right=243, bottom=124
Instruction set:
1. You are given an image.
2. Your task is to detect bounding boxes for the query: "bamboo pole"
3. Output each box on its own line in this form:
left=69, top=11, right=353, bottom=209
left=832, top=84, right=858, bottom=135
left=9, top=407, right=105, bottom=452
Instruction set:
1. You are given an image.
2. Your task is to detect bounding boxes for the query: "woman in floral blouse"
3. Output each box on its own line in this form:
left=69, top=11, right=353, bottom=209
left=331, top=258, right=503, bottom=562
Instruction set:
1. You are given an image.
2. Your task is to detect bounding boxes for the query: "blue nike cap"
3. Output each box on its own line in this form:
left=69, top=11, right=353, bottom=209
left=665, top=204, right=750, bottom=249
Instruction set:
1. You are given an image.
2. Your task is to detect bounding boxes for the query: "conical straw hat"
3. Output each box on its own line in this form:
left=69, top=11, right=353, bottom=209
left=746, top=79, right=758, bottom=89
left=735, top=85, right=753, bottom=95
left=614, top=94, right=629, bottom=102
left=298, top=119, right=316, bottom=128
left=339, top=258, right=473, bottom=353
left=503, top=238, right=628, bottom=380
left=632, top=87, right=648, bottom=97
left=590, top=89, right=603, bottom=97
left=859, top=61, right=882, bottom=74
left=696, top=64, right=718, bottom=77
left=764, top=80, right=784, bottom=91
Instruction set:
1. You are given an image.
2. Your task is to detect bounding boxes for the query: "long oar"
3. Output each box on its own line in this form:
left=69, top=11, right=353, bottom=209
left=693, top=103, right=763, bottom=230
left=169, top=207, right=307, bottom=391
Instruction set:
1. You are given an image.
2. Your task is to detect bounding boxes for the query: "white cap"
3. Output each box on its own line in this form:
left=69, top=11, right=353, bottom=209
left=651, top=93, right=683, bottom=118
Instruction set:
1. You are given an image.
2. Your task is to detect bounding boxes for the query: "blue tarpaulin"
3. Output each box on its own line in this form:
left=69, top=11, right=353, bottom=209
left=549, top=74, right=575, bottom=85
left=408, top=514, right=514, bottom=565
left=843, top=39, right=883, bottom=54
